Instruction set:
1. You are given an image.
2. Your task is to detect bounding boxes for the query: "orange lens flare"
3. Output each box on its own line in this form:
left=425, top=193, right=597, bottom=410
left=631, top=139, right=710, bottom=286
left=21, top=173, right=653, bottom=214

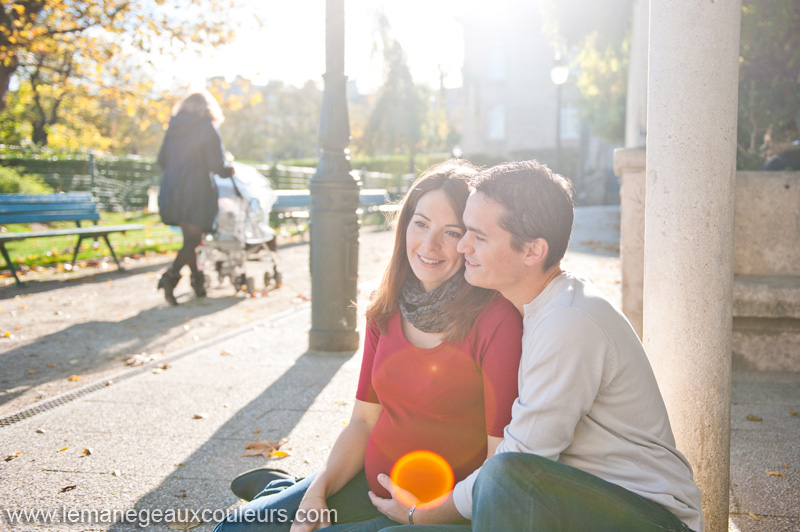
left=390, top=450, right=454, bottom=507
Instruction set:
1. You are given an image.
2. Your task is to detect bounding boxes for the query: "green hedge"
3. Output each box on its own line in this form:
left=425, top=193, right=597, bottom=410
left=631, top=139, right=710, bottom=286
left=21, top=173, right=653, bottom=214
left=0, top=166, right=54, bottom=194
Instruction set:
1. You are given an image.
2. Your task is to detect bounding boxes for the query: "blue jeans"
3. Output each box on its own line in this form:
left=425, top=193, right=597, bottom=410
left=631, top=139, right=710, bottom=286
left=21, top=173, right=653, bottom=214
left=469, top=453, right=694, bottom=532
left=214, top=471, right=401, bottom=532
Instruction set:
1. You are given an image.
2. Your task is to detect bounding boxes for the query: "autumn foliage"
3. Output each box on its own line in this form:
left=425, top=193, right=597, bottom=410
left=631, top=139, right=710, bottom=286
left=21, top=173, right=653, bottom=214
left=0, top=0, right=235, bottom=148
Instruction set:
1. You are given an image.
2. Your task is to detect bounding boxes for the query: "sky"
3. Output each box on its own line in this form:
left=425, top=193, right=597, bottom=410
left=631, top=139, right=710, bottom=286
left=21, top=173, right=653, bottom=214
left=155, top=0, right=490, bottom=94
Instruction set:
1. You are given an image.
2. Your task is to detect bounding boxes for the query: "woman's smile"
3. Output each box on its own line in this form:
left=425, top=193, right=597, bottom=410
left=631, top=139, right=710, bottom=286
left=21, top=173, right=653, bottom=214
left=406, top=189, right=465, bottom=292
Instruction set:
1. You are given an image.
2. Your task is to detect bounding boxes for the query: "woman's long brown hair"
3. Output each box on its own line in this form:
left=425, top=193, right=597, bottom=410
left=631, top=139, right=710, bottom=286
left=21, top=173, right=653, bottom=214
left=365, top=159, right=497, bottom=343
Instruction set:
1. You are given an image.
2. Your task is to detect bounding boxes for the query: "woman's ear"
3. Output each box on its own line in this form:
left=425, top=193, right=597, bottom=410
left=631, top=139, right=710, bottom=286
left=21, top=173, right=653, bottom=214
left=522, top=238, right=549, bottom=268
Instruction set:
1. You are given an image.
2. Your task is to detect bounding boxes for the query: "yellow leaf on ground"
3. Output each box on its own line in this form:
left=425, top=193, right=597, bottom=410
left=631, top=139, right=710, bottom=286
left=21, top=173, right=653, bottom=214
left=791, top=410, right=798, bottom=416
left=193, top=413, right=207, bottom=419
left=57, top=447, right=68, bottom=452
left=220, top=350, right=233, bottom=356
left=68, top=375, right=81, bottom=381
left=746, top=414, right=762, bottom=422
left=765, top=471, right=786, bottom=477
left=242, top=438, right=289, bottom=460
left=5, top=451, right=21, bottom=462
left=747, top=511, right=760, bottom=521
left=269, top=450, right=290, bottom=458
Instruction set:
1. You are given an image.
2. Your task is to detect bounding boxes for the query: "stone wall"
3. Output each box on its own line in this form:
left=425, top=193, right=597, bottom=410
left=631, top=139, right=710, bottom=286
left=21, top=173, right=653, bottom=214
left=615, top=147, right=800, bottom=371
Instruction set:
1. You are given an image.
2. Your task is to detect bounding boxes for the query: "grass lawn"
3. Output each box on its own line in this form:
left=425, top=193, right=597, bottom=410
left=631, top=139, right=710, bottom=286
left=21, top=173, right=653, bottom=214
left=0, top=212, right=183, bottom=269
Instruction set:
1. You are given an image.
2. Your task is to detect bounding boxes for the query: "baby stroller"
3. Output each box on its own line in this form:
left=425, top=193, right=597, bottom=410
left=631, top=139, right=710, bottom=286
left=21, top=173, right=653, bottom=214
left=199, top=162, right=282, bottom=294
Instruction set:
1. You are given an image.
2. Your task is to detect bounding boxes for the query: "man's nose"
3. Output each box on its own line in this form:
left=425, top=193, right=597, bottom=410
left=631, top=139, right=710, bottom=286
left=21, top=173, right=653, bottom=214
left=457, top=233, right=471, bottom=254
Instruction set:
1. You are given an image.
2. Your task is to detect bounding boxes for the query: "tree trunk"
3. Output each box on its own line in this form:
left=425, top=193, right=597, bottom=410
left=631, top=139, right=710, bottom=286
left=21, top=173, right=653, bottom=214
left=31, top=121, right=48, bottom=147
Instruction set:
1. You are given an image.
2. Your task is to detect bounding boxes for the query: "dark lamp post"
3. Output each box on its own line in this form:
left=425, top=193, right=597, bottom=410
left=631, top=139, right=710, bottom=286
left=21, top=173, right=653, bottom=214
left=550, top=58, right=569, bottom=172
left=308, top=0, right=361, bottom=352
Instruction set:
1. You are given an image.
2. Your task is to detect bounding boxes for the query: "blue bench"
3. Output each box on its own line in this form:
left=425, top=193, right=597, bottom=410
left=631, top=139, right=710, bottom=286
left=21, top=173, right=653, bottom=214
left=0, top=192, right=145, bottom=286
left=273, top=189, right=397, bottom=220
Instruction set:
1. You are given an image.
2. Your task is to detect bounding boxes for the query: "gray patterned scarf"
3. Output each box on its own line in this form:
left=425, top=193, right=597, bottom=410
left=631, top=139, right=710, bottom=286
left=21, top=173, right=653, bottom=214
left=399, top=272, right=462, bottom=333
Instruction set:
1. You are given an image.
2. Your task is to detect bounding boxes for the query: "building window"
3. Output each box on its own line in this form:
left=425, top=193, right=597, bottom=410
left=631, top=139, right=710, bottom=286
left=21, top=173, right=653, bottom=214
left=487, top=105, right=506, bottom=141
left=488, top=43, right=506, bottom=81
left=560, top=105, right=580, bottom=140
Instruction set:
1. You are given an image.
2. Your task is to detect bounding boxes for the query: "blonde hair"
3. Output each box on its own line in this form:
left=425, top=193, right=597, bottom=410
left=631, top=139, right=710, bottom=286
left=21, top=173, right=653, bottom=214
left=173, top=90, right=225, bottom=126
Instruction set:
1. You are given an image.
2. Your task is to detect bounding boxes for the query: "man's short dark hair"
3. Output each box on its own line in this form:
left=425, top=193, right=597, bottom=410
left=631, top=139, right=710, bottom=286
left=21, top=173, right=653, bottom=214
left=472, top=160, right=575, bottom=270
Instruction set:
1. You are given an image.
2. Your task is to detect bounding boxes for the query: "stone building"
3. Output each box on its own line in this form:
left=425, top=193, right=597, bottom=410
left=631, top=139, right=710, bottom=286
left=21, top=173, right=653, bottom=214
left=457, top=2, right=616, bottom=205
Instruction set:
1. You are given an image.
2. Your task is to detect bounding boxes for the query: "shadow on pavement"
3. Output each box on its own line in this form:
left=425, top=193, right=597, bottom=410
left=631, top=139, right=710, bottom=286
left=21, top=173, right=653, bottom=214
left=0, top=261, right=171, bottom=297
left=108, top=349, right=353, bottom=532
left=0, top=296, right=242, bottom=413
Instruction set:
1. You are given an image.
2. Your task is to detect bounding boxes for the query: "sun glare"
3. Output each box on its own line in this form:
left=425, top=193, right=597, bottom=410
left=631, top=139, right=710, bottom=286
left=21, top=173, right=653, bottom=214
left=390, top=450, right=455, bottom=506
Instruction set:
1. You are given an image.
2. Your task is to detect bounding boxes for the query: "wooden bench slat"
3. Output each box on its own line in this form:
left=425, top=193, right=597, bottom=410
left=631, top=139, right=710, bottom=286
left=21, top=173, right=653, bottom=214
left=0, top=212, right=100, bottom=224
left=0, top=192, right=94, bottom=204
left=0, top=202, right=99, bottom=214
left=0, top=224, right=145, bottom=243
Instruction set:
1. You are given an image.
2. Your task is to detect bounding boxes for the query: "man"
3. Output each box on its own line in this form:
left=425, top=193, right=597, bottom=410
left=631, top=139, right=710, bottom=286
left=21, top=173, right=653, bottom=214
left=452, top=160, right=704, bottom=531
left=370, top=160, right=703, bottom=532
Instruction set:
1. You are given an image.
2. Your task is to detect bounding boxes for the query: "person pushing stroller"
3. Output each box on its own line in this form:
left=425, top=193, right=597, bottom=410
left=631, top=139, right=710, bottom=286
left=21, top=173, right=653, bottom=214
left=156, top=90, right=235, bottom=305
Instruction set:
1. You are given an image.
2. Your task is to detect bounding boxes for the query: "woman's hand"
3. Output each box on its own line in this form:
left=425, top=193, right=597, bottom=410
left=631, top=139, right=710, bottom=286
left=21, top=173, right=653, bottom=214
left=369, top=473, right=468, bottom=526
left=367, top=474, right=418, bottom=524
left=288, top=496, right=332, bottom=532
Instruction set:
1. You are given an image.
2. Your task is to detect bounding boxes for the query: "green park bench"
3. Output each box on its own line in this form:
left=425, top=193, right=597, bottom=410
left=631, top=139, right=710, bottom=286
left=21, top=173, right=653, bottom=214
left=0, top=192, right=145, bottom=286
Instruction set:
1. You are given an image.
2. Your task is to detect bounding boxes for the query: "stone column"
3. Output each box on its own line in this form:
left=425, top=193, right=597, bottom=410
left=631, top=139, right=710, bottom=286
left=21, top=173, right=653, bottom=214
left=644, top=1, right=741, bottom=530
left=625, top=0, right=649, bottom=148
left=613, top=147, right=645, bottom=338
left=613, top=0, right=649, bottom=338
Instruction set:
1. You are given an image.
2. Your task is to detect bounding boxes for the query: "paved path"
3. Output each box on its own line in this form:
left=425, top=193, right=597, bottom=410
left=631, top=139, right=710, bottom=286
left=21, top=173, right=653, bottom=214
left=0, top=206, right=797, bottom=532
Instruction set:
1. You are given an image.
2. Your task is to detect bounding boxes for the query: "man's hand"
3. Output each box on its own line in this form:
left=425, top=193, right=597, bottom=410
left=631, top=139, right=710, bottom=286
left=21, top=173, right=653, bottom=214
left=288, top=496, right=332, bottom=532
left=368, top=474, right=418, bottom=524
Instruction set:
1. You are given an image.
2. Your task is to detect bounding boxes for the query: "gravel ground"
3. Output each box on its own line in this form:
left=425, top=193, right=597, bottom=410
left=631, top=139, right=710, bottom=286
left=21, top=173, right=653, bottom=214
left=0, top=206, right=622, bottom=419
left=0, top=226, right=397, bottom=418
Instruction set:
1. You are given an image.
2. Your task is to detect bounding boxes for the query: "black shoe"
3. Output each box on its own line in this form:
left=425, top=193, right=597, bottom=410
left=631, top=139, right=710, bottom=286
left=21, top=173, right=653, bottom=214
left=230, top=467, right=295, bottom=501
left=157, top=270, right=181, bottom=306
left=190, top=271, right=207, bottom=298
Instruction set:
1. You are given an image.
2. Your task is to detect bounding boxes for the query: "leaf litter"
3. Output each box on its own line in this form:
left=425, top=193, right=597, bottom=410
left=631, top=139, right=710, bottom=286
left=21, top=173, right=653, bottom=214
left=242, top=438, right=290, bottom=459
left=126, top=353, right=155, bottom=366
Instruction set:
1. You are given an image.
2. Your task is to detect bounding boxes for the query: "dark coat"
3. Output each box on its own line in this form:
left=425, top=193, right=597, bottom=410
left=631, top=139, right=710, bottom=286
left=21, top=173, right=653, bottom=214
left=157, top=111, right=234, bottom=231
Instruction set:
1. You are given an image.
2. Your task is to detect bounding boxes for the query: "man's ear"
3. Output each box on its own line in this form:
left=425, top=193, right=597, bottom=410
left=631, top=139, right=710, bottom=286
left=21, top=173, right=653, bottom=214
left=522, top=238, right=549, bottom=267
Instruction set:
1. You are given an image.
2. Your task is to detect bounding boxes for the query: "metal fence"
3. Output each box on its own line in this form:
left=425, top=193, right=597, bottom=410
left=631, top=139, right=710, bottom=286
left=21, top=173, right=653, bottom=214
left=1, top=147, right=416, bottom=212
left=0, top=151, right=159, bottom=211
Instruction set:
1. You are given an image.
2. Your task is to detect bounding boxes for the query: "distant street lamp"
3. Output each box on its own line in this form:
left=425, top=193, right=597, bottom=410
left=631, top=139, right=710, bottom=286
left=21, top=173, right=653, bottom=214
left=308, top=0, right=360, bottom=352
left=550, top=55, right=569, bottom=172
